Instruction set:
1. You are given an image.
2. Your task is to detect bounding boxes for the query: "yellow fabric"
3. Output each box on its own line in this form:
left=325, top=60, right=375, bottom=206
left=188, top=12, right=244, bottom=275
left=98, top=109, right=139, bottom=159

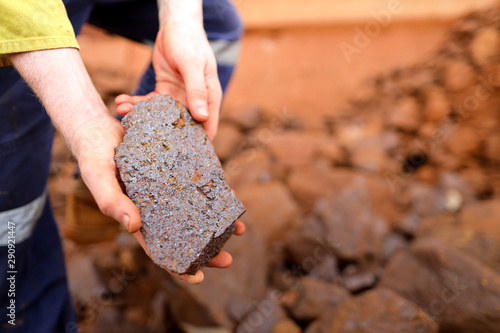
left=0, top=0, right=79, bottom=66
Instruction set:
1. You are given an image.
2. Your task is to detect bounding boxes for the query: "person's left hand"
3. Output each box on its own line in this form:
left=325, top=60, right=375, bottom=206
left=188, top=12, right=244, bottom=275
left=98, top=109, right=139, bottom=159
left=116, top=21, right=222, bottom=140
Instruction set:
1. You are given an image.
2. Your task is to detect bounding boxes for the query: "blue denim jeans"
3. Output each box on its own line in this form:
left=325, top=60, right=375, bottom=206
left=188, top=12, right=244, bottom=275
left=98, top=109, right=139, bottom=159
left=0, top=0, right=242, bottom=331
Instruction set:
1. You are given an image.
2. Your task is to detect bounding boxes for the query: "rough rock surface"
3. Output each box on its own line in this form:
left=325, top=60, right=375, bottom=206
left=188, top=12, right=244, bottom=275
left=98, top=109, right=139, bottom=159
left=115, top=94, right=245, bottom=274
left=306, top=288, right=438, bottom=333
left=380, top=239, right=500, bottom=332
left=282, top=276, right=349, bottom=321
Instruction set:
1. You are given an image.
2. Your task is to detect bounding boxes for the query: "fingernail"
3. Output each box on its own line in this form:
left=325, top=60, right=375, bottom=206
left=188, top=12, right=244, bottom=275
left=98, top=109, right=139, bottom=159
left=198, top=106, right=208, bottom=118
left=121, top=214, right=130, bottom=232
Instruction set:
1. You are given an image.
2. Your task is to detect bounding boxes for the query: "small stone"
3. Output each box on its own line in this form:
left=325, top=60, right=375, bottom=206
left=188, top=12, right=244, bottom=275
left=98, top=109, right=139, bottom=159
left=222, top=105, right=263, bottom=130
left=445, top=126, right=482, bottom=158
left=382, top=233, right=408, bottom=262
left=469, top=27, right=500, bottom=67
left=485, top=133, right=500, bottom=164
left=282, top=277, right=349, bottom=322
left=238, top=181, right=301, bottom=244
left=422, top=86, right=451, bottom=122
left=224, top=149, right=274, bottom=191
left=350, top=136, right=390, bottom=173
left=266, top=132, right=342, bottom=168
left=460, top=199, right=500, bottom=241
left=306, top=288, right=438, bottom=333
left=342, top=272, right=377, bottom=293
left=285, top=217, right=330, bottom=273
left=442, top=59, right=476, bottom=92
left=314, top=177, right=389, bottom=262
left=271, top=318, right=301, bottom=333
left=380, top=238, right=500, bottom=332
left=236, top=291, right=286, bottom=333
left=212, top=122, right=244, bottom=161
left=386, top=97, right=421, bottom=132
left=309, top=256, right=340, bottom=283
left=420, top=224, right=500, bottom=272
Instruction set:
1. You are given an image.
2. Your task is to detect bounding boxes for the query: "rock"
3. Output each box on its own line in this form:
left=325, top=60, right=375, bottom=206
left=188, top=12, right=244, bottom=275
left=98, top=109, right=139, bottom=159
left=115, top=94, right=245, bottom=274
left=438, top=172, right=476, bottom=208
left=422, top=86, right=451, bottom=122
left=420, top=225, right=500, bottom=272
left=285, top=216, right=334, bottom=274
left=282, top=277, right=349, bottom=322
left=212, top=122, right=244, bottom=161
left=286, top=166, right=355, bottom=213
left=236, top=290, right=286, bottom=333
left=66, top=253, right=106, bottom=305
left=407, top=182, right=446, bottom=217
left=222, top=105, right=263, bottom=130
left=485, top=133, right=500, bottom=164
left=270, top=318, right=301, bottom=333
left=342, top=272, right=377, bottom=293
left=394, top=215, right=421, bottom=237
left=469, top=28, right=500, bottom=67
left=415, top=213, right=458, bottom=236
left=349, top=136, right=390, bottom=173
left=460, top=167, right=492, bottom=196
left=460, top=199, right=500, bottom=241
left=309, top=256, right=340, bottom=283
left=224, top=149, right=274, bottom=190
left=442, top=59, right=476, bottom=92
left=238, top=181, right=301, bottom=244
left=380, top=238, right=500, bottom=332
left=382, top=233, right=408, bottom=262
left=266, top=132, right=343, bottom=168
left=445, top=125, right=482, bottom=158
left=396, top=67, right=437, bottom=93
left=179, top=323, right=230, bottom=333
left=306, top=288, right=438, bottom=333
left=314, top=176, right=389, bottom=262
left=386, top=97, right=421, bottom=132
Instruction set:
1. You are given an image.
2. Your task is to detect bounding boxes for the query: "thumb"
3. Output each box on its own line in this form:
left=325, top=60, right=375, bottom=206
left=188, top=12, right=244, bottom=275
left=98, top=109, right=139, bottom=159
left=80, top=159, right=141, bottom=233
left=181, top=65, right=210, bottom=122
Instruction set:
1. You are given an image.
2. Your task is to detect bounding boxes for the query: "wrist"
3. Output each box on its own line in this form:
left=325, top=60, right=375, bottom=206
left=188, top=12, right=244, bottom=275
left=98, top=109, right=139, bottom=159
left=157, top=0, right=203, bottom=29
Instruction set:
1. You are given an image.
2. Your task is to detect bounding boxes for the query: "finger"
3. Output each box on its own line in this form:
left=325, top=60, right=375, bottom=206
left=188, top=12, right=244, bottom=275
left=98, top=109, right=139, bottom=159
left=80, top=159, right=141, bottom=234
left=116, top=103, right=134, bottom=116
left=202, top=65, right=222, bottom=140
left=133, top=231, right=149, bottom=255
left=180, top=64, right=210, bottom=123
left=234, top=220, right=246, bottom=236
left=115, top=93, right=158, bottom=107
left=115, top=94, right=133, bottom=105
left=170, top=271, right=205, bottom=285
left=206, top=251, right=233, bottom=268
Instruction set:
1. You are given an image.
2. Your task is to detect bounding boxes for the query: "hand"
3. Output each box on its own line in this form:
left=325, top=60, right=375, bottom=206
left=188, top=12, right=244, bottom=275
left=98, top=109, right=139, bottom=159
left=74, top=115, right=246, bottom=285
left=116, top=21, right=222, bottom=140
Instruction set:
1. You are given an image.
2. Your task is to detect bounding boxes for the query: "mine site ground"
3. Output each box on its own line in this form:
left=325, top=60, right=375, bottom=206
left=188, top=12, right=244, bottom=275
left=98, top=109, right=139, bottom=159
left=49, top=3, right=500, bottom=333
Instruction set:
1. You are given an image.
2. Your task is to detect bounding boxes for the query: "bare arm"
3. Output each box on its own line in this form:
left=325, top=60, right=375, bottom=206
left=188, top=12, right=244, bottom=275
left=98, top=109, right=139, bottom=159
left=8, top=47, right=241, bottom=284
left=8, top=48, right=140, bottom=232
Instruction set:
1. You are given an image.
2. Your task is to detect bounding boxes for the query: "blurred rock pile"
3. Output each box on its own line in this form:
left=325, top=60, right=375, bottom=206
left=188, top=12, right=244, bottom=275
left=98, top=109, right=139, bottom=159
left=54, top=6, right=500, bottom=333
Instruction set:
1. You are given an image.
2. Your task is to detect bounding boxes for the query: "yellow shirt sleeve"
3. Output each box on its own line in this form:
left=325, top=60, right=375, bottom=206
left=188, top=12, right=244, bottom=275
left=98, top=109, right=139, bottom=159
left=0, top=0, right=79, bottom=67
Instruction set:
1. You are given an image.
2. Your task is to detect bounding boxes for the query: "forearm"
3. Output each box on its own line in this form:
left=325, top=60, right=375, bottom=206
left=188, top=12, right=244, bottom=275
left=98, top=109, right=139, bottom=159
left=157, top=0, right=203, bottom=28
left=8, top=48, right=114, bottom=159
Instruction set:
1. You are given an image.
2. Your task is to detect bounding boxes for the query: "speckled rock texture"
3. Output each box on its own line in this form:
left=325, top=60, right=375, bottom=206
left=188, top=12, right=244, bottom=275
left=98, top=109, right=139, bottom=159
left=115, top=94, right=246, bottom=274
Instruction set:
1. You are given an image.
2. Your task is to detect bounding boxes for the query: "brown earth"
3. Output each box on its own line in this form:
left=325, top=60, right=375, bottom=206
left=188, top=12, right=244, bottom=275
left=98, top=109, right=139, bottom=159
left=49, top=5, right=500, bottom=333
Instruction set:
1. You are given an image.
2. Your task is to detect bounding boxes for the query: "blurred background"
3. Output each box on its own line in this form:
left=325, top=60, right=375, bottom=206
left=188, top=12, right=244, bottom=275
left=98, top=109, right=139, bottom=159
left=50, top=0, right=500, bottom=332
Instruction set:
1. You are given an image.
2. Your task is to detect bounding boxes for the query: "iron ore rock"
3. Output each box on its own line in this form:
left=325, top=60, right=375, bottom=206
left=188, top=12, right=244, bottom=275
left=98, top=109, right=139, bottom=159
left=115, top=94, right=246, bottom=275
